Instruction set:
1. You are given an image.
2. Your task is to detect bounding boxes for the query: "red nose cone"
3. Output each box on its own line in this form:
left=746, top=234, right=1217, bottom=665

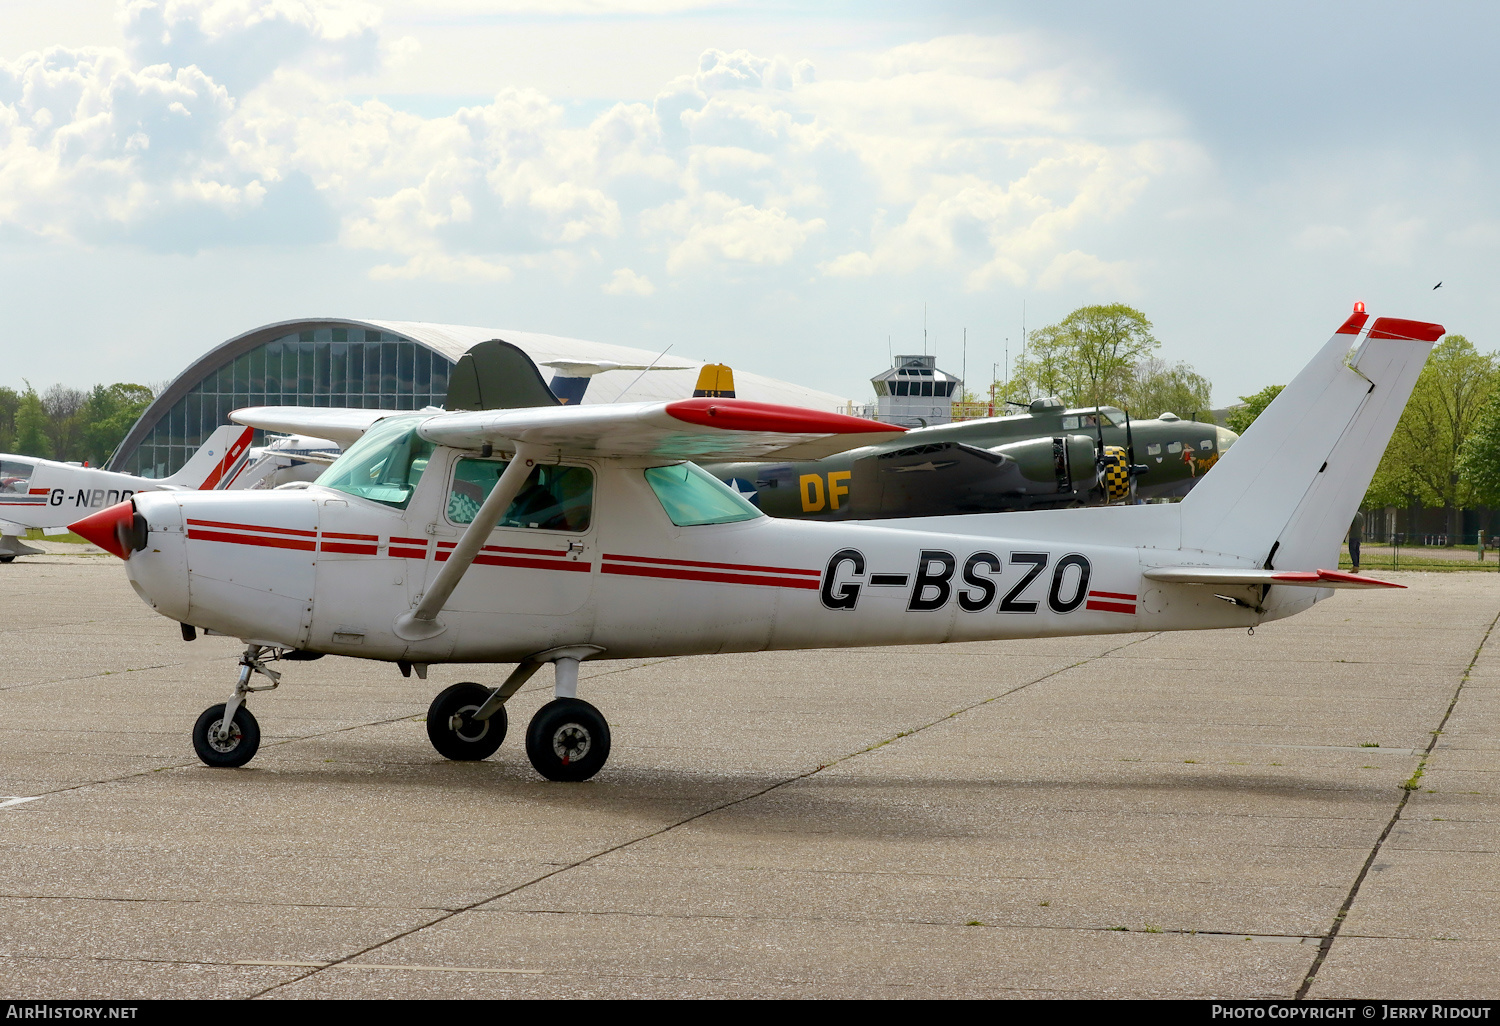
left=70, top=501, right=137, bottom=560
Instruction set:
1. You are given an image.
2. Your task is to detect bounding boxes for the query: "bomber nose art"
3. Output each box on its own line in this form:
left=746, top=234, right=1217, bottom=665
left=80, top=306, right=1440, bottom=784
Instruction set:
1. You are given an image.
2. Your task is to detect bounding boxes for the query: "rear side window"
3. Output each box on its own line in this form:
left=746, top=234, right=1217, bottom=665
left=0, top=459, right=34, bottom=493
left=449, top=458, right=593, bottom=532
left=645, top=463, right=762, bottom=527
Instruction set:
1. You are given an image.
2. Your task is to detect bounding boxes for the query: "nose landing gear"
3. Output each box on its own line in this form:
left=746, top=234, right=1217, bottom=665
left=191, top=644, right=281, bottom=768
left=423, top=645, right=611, bottom=781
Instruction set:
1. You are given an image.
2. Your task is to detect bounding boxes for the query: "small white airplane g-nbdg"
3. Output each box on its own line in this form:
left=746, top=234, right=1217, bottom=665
left=73, top=306, right=1439, bottom=781
left=1, top=424, right=254, bottom=562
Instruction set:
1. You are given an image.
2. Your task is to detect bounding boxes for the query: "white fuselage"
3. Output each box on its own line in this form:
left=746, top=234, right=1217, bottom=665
left=123, top=450, right=1311, bottom=665
left=1, top=457, right=155, bottom=532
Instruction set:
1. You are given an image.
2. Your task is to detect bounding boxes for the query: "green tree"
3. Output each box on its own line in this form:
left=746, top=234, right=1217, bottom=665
left=1366, top=334, right=1498, bottom=541
left=77, top=383, right=155, bottom=466
left=1004, top=303, right=1161, bottom=407
left=1458, top=389, right=1500, bottom=506
left=0, top=386, right=18, bottom=452
left=1225, top=384, right=1285, bottom=436
left=14, top=385, right=48, bottom=458
left=41, top=385, right=86, bottom=461
left=1125, top=357, right=1214, bottom=420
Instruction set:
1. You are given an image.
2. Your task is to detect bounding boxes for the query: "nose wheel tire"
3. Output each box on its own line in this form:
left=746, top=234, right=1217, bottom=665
left=525, top=698, right=610, bottom=782
left=426, top=682, right=507, bottom=761
left=192, top=703, right=261, bottom=768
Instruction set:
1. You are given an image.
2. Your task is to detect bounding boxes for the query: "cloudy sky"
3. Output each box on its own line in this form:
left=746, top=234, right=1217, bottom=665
left=1, top=0, right=1494, bottom=406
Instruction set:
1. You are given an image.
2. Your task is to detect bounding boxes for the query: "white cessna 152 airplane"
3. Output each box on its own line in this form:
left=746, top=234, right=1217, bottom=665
left=0, top=424, right=254, bottom=561
left=72, top=305, right=1439, bottom=782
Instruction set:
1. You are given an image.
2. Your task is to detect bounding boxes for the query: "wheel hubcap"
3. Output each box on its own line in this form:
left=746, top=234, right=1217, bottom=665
left=552, top=722, right=590, bottom=765
left=449, top=704, right=489, bottom=743
left=207, top=718, right=241, bottom=753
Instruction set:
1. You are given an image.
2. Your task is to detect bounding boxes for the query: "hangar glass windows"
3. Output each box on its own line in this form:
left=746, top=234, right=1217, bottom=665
left=120, top=329, right=453, bottom=479
left=447, top=458, right=593, bottom=532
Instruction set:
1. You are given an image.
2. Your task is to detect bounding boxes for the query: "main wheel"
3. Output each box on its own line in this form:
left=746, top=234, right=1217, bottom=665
left=426, top=683, right=506, bottom=761
left=192, top=703, right=261, bottom=768
left=525, top=698, right=610, bottom=782
left=0, top=556, right=15, bottom=564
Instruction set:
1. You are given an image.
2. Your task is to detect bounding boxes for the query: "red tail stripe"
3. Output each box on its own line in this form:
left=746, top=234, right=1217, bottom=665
left=1086, top=600, right=1136, bottom=614
left=188, top=529, right=315, bottom=552
left=1087, top=590, right=1136, bottom=601
left=602, top=563, right=819, bottom=590
left=603, top=553, right=821, bottom=577
left=186, top=518, right=316, bottom=538
left=198, top=427, right=254, bottom=490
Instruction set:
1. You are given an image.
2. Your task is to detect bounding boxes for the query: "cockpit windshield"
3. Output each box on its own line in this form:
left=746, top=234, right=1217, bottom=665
left=316, top=415, right=433, bottom=509
left=1, top=459, right=34, bottom=494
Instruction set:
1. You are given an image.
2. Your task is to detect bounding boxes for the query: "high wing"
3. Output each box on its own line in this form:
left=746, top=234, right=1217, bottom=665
left=418, top=398, right=905, bottom=462
left=231, top=407, right=412, bottom=445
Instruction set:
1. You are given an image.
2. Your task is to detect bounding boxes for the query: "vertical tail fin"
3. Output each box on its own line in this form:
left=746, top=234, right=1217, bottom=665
left=163, top=425, right=255, bottom=489
left=693, top=364, right=736, bottom=398
left=1180, top=306, right=1442, bottom=570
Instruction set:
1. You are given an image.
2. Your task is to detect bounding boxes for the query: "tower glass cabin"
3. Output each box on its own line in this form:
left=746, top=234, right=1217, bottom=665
left=870, top=355, right=962, bottom=427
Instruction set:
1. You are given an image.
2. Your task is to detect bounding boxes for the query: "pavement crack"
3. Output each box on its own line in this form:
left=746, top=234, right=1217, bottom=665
left=1295, top=605, right=1500, bottom=1000
left=248, top=633, right=1161, bottom=999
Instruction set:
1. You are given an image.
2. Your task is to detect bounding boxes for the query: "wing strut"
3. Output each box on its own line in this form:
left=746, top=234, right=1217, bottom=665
left=394, top=443, right=542, bottom=641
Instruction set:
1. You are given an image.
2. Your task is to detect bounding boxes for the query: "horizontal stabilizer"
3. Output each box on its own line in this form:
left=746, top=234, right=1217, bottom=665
left=419, top=398, right=905, bottom=461
left=1143, top=566, right=1404, bottom=590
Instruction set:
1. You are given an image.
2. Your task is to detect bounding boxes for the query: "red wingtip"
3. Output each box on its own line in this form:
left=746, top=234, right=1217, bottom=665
left=69, top=500, right=137, bottom=560
left=1367, top=318, right=1445, bottom=343
left=1317, top=569, right=1406, bottom=589
left=1336, top=302, right=1370, bottom=335
left=666, top=398, right=904, bottom=435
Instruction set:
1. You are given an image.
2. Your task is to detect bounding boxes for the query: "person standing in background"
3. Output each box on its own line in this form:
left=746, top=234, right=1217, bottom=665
left=1348, top=510, right=1365, bottom=573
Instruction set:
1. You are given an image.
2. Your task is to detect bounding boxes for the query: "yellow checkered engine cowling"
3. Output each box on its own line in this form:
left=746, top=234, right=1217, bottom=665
left=1101, top=445, right=1131, bottom=503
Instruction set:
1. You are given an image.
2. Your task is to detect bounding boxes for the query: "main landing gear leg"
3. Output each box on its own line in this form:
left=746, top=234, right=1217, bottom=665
left=423, top=645, right=609, bottom=781
left=524, top=656, right=611, bottom=783
left=191, top=644, right=280, bottom=768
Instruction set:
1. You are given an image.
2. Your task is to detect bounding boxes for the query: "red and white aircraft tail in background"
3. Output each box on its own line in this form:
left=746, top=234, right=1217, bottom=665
left=75, top=306, right=1440, bottom=781
left=0, top=424, right=254, bottom=561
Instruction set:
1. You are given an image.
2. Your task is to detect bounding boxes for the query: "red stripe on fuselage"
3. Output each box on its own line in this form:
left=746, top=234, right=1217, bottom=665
left=603, top=552, right=821, bottom=577
left=187, top=529, right=316, bottom=551
left=1087, top=590, right=1136, bottom=601
left=602, top=562, right=819, bottom=590
left=186, top=518, right=316, bottom=537
left=320, top=542, right=378, bottom=555
left=1085, top=599, right=1136, bottom=614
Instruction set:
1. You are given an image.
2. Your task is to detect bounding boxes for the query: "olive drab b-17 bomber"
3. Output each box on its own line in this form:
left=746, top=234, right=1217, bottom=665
left=0, top=424, right=255, bottom=562
left=73, top=305, right=1440, bottom=783
left=702, top=403, right=1239, bottom=521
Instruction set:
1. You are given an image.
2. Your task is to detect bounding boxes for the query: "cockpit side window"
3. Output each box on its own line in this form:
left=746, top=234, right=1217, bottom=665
left=316, top=415, right=433, bottom=509
left=448, top=458, right=593, bottom=532
left=645, top=462, right=762, bottom=526
left=0, top=460, right=35, bottom=494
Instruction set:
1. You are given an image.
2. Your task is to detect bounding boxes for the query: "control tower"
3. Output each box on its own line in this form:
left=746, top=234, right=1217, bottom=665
left=871, top=354, right=962, bottom=427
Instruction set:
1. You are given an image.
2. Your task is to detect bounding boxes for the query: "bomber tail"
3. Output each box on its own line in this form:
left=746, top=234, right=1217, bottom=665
left=1179, top=305, right=1442, bottom=572
left=162, top=425, right=255, bottom=490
